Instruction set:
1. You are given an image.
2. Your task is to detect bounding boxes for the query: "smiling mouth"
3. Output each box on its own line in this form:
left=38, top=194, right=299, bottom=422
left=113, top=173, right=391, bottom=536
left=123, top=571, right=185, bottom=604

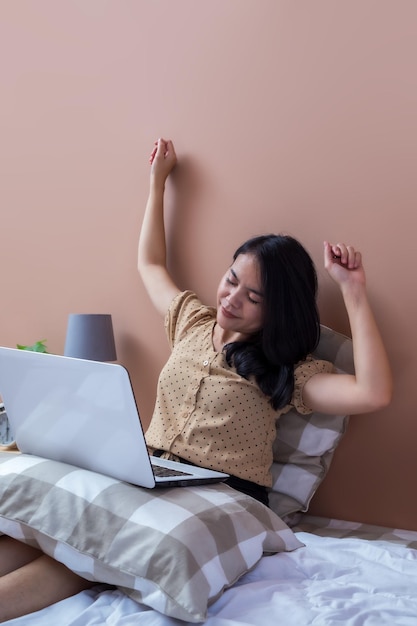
left=220, top=306, right=238, bottom=319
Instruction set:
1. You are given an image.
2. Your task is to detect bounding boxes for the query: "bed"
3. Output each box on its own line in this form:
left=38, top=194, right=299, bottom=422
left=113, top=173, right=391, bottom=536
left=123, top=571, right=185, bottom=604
left=1, top=489, right=416, bottom=626
left=1, top=327, right=415, bottom=625
left=12, top=523, right=417, bottom=625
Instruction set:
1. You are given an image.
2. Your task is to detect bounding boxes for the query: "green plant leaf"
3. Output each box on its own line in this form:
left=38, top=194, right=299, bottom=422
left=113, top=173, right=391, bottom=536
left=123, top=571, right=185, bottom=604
left=16, top=340, right=48, bottom=353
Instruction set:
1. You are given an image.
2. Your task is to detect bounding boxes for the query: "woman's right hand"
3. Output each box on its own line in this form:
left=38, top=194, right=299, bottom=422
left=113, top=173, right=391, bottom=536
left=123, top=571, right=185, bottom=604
left=149, top=138, right=177, bottom=187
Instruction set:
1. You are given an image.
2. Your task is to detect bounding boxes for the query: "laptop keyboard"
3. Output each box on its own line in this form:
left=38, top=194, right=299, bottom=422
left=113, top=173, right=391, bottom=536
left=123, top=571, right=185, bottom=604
left=151, top=462, right=193, bottom=478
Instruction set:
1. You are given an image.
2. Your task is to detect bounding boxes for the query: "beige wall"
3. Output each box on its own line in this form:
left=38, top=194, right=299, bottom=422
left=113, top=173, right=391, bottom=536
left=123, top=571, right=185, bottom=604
left=1, top=1, right=416, bottom=530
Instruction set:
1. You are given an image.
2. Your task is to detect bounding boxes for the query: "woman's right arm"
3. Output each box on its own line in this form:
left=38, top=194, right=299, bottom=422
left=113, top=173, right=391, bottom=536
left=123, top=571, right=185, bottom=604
left=138, top=138, right=181, bottom=316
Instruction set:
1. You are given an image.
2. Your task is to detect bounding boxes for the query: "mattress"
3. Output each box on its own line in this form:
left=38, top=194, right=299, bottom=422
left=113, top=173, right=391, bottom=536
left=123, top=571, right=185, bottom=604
left=5, top=515, right=417, bottom=625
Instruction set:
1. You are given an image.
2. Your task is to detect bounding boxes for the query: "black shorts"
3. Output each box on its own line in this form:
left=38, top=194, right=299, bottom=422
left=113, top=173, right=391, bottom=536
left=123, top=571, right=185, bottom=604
left=223, top=474, right=269, bottom=507
left=152, top=449, right=269, bottom=507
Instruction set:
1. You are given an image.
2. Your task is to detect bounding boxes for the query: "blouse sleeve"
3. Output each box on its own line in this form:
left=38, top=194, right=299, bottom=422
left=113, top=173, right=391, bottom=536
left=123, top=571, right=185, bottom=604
left=292, top=357, right=334, bottom=415
left=164, top=290, right=216, bottom=350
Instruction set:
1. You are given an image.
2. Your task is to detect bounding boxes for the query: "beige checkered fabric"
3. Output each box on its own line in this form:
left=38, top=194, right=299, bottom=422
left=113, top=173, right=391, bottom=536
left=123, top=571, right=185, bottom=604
left=294, top=515, right=417, bottom=550
left=269, top=325, right=354, bottom=520
left=0, top=452, right=302, bottom=622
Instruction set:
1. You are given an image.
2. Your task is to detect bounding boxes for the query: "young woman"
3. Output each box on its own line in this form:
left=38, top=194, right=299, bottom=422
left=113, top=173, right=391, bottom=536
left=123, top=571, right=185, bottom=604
left=0, top=138, right=392, bottom=622
left=140, top=138, right=392, bottom=505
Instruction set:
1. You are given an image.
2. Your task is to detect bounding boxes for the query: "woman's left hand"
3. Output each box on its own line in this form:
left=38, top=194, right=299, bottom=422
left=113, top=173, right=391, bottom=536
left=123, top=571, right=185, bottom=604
left=323, top=241, right=366, bottom=289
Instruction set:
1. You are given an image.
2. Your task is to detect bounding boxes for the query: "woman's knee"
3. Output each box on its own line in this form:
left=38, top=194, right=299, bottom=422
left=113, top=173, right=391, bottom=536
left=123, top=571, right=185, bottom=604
left=0, top=536, right=43, bottom=577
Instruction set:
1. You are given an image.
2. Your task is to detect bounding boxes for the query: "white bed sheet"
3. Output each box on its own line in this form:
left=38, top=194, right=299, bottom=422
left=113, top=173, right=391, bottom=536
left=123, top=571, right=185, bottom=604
left=5, top=527, right=417, bottom=625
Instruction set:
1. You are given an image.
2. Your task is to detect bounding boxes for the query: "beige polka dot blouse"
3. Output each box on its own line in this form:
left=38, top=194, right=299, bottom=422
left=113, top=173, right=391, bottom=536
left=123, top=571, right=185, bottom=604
left=145, top=291, right=333, bottom=487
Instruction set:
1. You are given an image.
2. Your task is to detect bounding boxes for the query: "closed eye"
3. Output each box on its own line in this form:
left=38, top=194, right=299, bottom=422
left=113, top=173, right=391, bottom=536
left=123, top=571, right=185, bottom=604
left=227, top=268, right=263, bottom=304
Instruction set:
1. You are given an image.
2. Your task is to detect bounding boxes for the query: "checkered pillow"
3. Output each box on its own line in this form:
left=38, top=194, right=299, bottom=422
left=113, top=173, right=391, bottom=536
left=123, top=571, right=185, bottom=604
left=269, top=325, right=354, bottom=521
left=0, top=452, right=302, bottom=623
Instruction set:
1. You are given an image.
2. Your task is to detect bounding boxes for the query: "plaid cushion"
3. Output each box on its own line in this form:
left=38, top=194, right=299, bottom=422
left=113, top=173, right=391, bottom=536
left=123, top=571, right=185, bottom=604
left=269, top=325, right=354, bottom=520
left=0, top=452, right=302, bottom=623
left=294, top=515, right=417, bottom=549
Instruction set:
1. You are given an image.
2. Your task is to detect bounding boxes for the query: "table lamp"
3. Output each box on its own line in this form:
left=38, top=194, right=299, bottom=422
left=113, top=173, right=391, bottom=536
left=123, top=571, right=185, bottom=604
left=64, top=314, right=117, bottom=361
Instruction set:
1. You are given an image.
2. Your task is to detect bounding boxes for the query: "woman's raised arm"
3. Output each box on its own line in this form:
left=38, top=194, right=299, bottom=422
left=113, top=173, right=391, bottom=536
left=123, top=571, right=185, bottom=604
left=302, top=241, right=393, bottom=416
left=138, top=138, right=181, bottom=316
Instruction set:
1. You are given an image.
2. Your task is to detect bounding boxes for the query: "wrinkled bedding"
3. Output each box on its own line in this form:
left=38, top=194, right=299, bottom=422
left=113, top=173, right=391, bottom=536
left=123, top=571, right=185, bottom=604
left=5, top=516, right=417, bottom=625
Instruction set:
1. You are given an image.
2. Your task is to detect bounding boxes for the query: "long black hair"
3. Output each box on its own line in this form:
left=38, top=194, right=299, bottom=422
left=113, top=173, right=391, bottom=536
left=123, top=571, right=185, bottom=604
left=223, top=234, right=320, bottom=410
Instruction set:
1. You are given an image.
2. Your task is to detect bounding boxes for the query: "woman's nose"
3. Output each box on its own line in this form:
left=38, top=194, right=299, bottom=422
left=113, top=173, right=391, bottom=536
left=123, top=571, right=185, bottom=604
left=226, top=290, right=240, bottom=307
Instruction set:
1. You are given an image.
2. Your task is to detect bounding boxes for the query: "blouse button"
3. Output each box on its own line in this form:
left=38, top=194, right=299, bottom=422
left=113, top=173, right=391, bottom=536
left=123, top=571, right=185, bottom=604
left=203, top=360, right=209, bottom=366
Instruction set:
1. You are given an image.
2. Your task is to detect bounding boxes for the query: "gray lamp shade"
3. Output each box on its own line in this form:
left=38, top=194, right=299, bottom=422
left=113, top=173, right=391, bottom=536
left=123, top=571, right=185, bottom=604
left=64, top=314, right=117, bottom=361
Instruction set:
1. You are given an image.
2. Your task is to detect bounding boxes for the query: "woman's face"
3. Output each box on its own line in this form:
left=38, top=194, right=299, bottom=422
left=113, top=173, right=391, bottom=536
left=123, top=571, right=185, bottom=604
left=216, top=253, right=265, bottom=338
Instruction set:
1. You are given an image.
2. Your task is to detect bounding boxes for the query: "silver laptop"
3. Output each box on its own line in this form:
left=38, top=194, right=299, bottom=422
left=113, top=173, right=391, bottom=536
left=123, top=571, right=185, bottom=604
left=0, top=347, right=228, bottom=488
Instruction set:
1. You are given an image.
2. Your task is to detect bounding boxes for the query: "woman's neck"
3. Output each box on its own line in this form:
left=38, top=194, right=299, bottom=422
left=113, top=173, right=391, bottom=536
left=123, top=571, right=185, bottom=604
left=212, top=323, right=249, bottom=352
